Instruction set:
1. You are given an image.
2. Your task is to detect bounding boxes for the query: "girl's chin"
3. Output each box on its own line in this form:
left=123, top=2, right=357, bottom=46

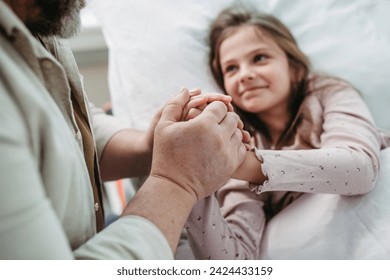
left=241, top=105, right=265, bottom=114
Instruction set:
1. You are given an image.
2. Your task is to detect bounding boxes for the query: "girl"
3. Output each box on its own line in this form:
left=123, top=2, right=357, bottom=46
left=183, top=7, right=390, bottom=259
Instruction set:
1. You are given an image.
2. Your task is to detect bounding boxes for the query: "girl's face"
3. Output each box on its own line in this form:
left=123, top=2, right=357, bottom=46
left=220, top=25, right=293, bottom=119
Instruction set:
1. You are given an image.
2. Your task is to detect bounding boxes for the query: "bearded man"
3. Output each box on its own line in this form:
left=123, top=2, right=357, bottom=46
left=0, top=0, right=246, bottom=259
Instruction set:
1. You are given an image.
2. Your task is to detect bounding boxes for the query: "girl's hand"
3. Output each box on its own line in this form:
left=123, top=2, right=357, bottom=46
left=182, top=90, right=234, bottom=121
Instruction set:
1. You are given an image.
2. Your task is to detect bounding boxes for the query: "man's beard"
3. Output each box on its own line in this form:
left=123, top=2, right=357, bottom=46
left=26, top=0, right=86, bottom=39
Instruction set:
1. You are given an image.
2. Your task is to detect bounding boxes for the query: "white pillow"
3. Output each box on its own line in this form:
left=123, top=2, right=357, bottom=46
left=89, top=0, right=236, bottom=129
left=89, top=0, right=390, bottom=130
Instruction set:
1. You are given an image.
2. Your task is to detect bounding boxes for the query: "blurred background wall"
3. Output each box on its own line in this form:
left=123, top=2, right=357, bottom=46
left=68, top=9, right=110, bottom=108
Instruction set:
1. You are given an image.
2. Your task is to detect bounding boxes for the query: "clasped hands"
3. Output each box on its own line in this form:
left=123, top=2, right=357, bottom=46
left=149, top=87, right=255, bottom=201
left=182, top=88, right=251, bottom=149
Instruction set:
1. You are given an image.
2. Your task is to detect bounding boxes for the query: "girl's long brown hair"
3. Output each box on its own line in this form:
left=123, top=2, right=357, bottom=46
left=209, top=7, right=311, bottom=139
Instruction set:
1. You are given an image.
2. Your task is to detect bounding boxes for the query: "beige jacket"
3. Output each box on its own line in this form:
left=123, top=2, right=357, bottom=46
left=0, top=1, right=171, bottom=259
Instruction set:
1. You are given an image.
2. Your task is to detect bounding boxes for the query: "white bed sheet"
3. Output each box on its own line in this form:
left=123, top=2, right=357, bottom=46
left=260, top=147, right=390, bottom=259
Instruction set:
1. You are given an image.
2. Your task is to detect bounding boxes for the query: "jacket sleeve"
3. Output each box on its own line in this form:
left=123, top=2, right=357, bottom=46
left=186, top=179, right=266, bottom=260
left=73, top=216, right=173, bottom=260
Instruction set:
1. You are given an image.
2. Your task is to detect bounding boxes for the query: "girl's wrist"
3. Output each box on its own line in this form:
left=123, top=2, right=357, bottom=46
left=232, top=149, right=266, bottom=184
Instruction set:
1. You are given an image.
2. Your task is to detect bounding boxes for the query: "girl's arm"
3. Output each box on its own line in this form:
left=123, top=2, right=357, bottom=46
left=185, top=179, right=266, bottom=260
left=251, top=79, right=382, bottom=195
left=232, top=150, right=267, bottom=184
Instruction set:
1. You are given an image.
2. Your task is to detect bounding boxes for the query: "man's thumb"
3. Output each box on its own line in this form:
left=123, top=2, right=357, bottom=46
left=159, top=88, right=191, bottom=124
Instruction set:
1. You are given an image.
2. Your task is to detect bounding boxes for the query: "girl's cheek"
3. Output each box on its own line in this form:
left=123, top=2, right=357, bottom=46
left=224, top=79, right=235, bottom=95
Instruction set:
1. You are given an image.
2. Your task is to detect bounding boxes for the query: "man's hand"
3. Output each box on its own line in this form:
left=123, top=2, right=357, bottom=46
left=150, top=88, right=247, bottom=200
left=122, top=88, right=247, bottom=253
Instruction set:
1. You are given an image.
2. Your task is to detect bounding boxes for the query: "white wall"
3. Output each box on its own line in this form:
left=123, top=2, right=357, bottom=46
left=79, top=62, right=110, bottom=108
left=68, top=10, right=110, bottom=108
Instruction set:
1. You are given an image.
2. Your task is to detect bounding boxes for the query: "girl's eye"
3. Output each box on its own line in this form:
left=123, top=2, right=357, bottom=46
left=254, top=54, right=266, bottom=63
left=224, top=65, right=237, bottom=73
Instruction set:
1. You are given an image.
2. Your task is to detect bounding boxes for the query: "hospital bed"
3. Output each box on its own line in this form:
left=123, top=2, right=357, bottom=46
left=89, top=0, right=390, bottom=259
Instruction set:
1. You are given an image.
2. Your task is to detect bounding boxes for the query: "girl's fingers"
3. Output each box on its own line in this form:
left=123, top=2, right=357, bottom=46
left=185, top=108, right=203, bottom=121
left=242, top=130, right=251, bottom=145
left=190, top=93, right=231, bottom=105
left=183, top=92, right=236, bottom=121
left=186, top=96, right=208, bottom=109
left=189, top=88, right=202, bottom=97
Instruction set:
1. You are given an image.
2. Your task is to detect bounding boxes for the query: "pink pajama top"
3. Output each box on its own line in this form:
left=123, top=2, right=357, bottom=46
left=185, top=75, right=390, bottom=260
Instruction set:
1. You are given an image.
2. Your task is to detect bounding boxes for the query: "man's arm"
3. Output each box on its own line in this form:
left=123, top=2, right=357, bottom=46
left=98, top=128, right=152, bottom=181
left=93, top=102, right=162, bottom=181
left=123, top=89, right=247, bottom=252
left=122, top=176, right=196, bottom=252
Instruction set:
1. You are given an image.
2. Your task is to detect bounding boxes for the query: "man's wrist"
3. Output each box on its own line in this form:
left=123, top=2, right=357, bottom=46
left=122, top=175, right=197, bottom=252
left=123, top=175, right=197, bottom=216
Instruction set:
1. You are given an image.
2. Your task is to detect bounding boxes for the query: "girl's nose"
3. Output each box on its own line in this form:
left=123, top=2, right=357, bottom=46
left=239, top=66, right=255, bottom=83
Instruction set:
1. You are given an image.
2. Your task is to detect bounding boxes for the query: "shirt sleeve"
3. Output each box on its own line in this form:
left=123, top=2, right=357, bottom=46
left=74, top=216, right=173, bottom=260
left=254, top=83, right=381, bottom=195
left=89, top=102, right=129, bottom=160
left=185, top=179, right=266, bottom=260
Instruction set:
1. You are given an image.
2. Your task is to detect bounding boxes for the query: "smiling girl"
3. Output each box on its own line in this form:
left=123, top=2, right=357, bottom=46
left=183, top=7, right=390, bottom=259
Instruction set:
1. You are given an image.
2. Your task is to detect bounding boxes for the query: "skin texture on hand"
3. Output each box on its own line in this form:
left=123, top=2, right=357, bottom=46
left=181, top=91, right=266, bottom=184
left=100, top=89, right=250, bottom=181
